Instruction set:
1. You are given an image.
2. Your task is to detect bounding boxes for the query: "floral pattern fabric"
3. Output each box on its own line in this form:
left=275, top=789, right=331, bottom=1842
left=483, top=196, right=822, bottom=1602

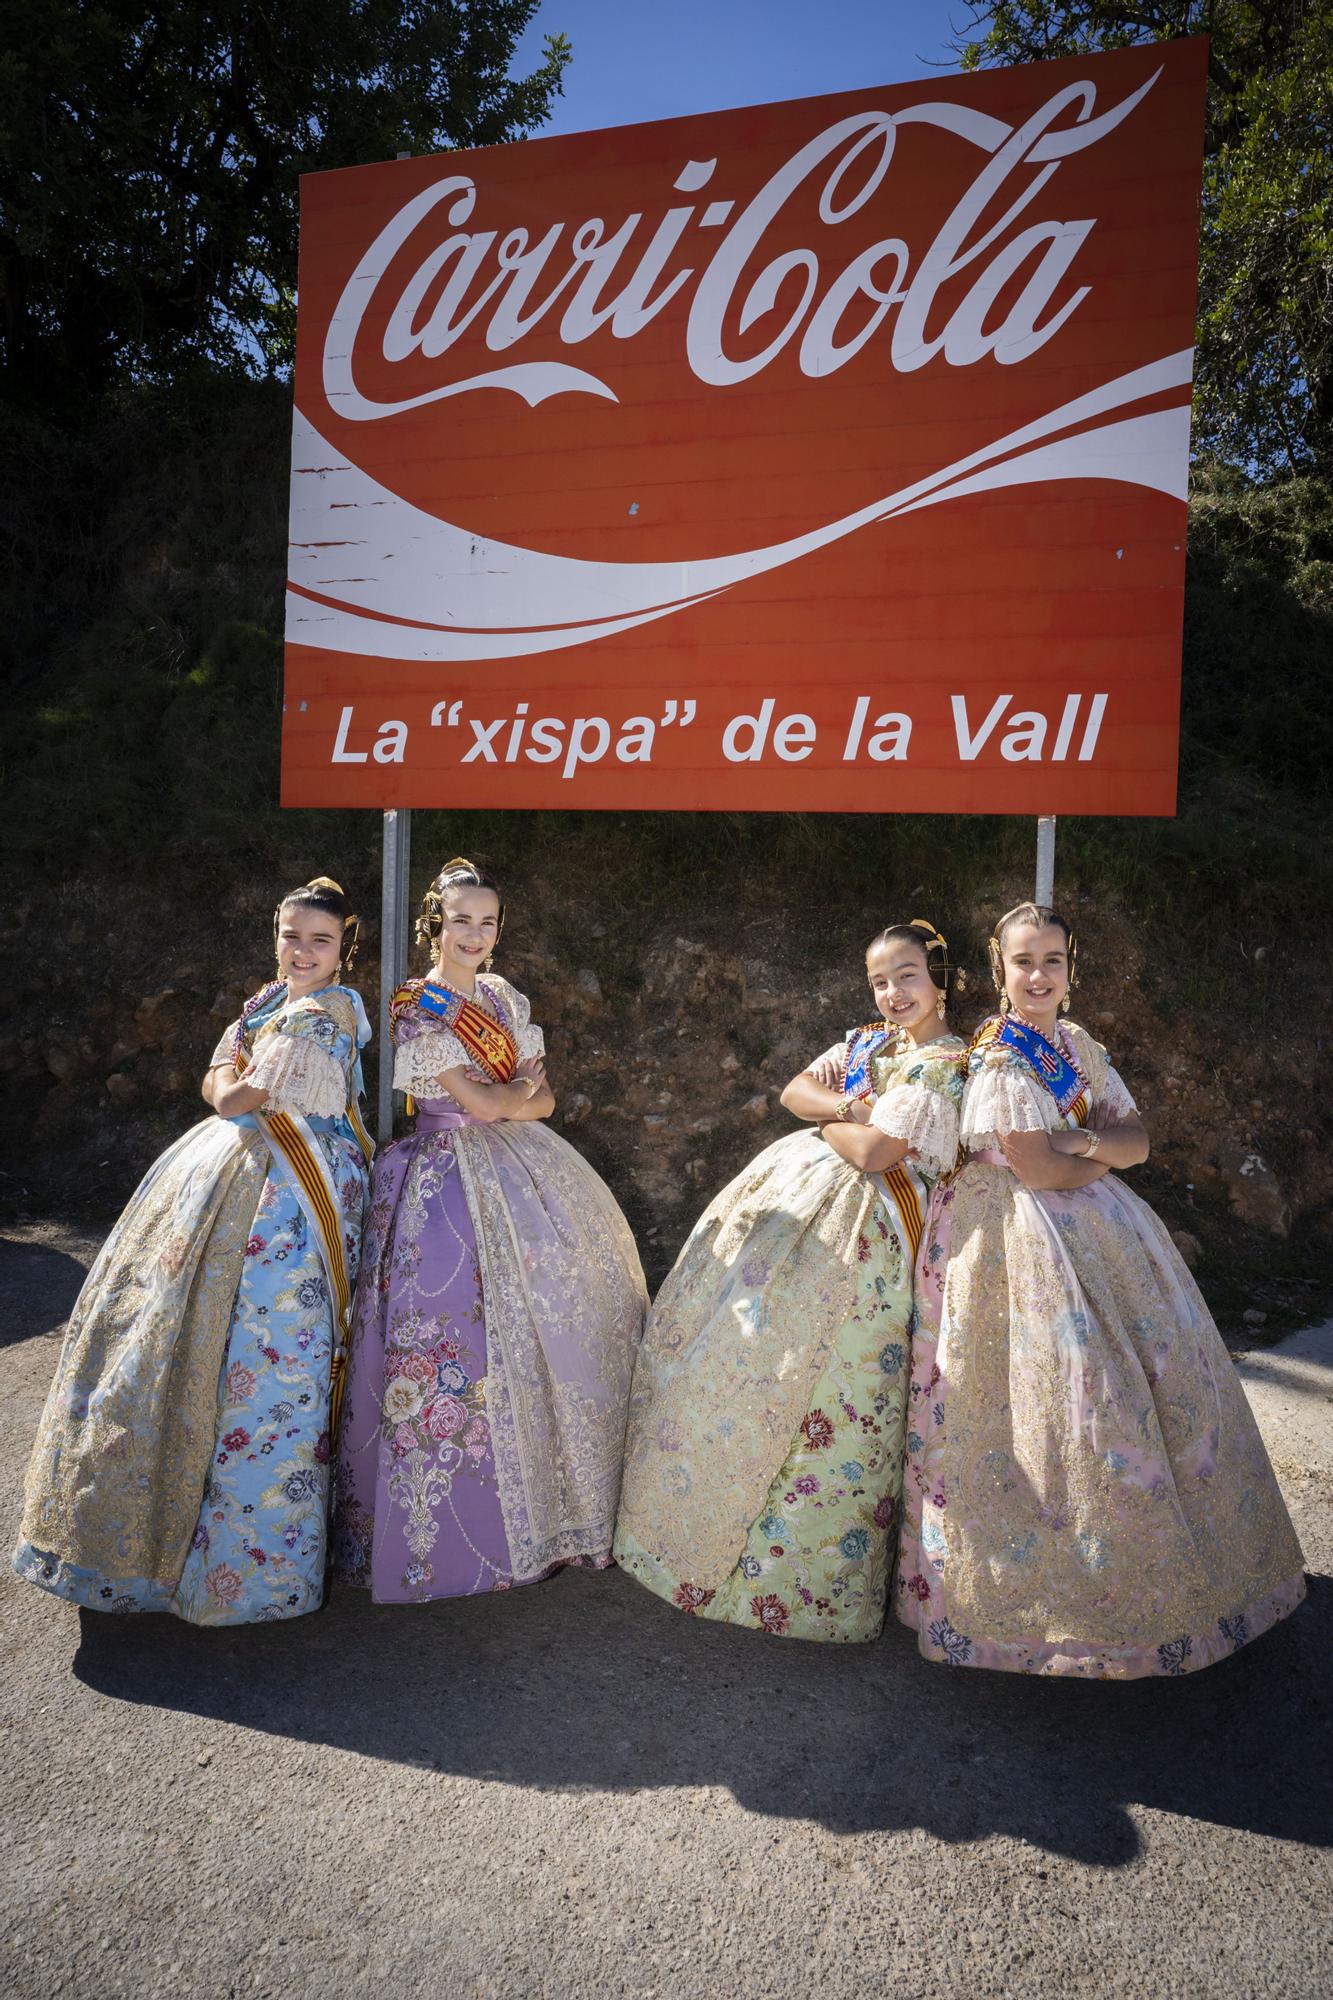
left=896, top=1019, right=1306, bottom=1677
left=14, top=986, right=371, bottom=1624
left=614, top=1035, right=964, bottom=1641
left=334, top=976, right=647, bottom=1601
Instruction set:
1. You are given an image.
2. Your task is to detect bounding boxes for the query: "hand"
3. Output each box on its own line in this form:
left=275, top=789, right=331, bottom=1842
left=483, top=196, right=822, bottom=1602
left=808, top=1056, right=842, bottom=1090
left=514, top=1055, right=546, bottom=1094
left=1088, top=1099, right=1116, bottom=1131
left=999, top=1129, right=1060, bottom=1187
left=844, top=1096, right=872, bottom=1125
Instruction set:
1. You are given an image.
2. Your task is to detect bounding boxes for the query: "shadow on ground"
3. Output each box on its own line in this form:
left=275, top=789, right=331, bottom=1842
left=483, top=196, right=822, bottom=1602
left=0, top=1236, right=95, bottom=1351
left=70, top=1560, right=1331, bottom=1868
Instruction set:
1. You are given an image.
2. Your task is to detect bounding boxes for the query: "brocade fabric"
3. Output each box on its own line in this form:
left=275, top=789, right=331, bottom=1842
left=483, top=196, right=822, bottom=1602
left=334, top=977, right=647, bottom=1598
left=896, top=1019, right=1306, bottom=1676
left=614, top=1035, right=965, bottom=1637
left=13, top=986, right=371, bottom=1623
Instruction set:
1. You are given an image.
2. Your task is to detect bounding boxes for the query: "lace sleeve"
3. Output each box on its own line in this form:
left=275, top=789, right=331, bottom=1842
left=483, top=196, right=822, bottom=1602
left=960, top=1055, right=1060, bottom=1150
left=1101, top=1063, right=1139, bottom=1121
left=207, top=1021, right=240, bottom=1070
left=393, top=1028, right=471, bottom=1100
left=244, top=1032, right=347, bottom=1117
left=484, top=975, right=544, bottom=1061
left=868, top=1084, right=960, bottom=1180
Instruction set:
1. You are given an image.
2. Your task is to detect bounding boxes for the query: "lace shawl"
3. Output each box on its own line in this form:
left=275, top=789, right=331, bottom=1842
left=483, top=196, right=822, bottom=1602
left=393, top=975, right=544, bottom=1101
left=961, top=1019, right=1137, bottom=1150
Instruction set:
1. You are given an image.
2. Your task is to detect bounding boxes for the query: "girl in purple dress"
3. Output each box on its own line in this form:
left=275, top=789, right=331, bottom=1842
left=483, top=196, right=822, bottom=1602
left=334, top=859, right=646, bottom=1602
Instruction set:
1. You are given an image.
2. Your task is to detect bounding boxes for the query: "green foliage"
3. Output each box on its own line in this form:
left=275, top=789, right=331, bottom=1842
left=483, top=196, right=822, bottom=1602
left=951, top=2, right=1333, bottom=478
left=0, top=0, right=571, bottom=408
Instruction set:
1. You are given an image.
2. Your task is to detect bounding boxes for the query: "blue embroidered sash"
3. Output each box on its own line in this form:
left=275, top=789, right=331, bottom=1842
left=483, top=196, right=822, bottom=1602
left=843, top=1023, right=896, bottom=1099
left=989, top=1017, right=1088, bottom=1118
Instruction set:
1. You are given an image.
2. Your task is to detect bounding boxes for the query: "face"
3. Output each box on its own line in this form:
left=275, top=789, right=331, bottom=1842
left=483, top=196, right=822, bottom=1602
left=276, top=902, right=343, bottom=994
left=434, top=885, right=501, bottom=984
left=866, top=937, right=940, bottom=1038
left=999, top=922, right=1070, bottom=1025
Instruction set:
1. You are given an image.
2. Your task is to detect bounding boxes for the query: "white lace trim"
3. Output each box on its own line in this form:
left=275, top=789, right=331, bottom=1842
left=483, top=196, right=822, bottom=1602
left=868, top=1083, right=960, bottom=1180
left=208, top=1022, right=240, bottom=1070
left=243, top=1032, right=347, bottom=1118
left=1101, top=1064, right=1139, bottom=1120
left=483, top=974, right=544, bottom=1060
left=394, top=1029, right=469, bottom=1100
left=961, top=1058, right=1065, bottom=1150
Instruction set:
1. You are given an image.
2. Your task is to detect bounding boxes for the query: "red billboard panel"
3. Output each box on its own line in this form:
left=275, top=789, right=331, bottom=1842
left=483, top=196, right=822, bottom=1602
left=283, top=39, right=1207, bottom=813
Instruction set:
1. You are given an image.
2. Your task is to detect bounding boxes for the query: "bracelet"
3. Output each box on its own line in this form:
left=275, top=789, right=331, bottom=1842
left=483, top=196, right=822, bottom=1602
left=833, top=1098, right=851, bottom=1122
left=1082, top=1128, right=1101, bottom=1157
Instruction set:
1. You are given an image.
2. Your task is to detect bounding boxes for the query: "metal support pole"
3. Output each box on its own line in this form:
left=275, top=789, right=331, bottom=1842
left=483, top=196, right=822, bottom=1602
left=377, top=807, right=412, bottom=1142
left=1034, top=815, right=1056, bottom=906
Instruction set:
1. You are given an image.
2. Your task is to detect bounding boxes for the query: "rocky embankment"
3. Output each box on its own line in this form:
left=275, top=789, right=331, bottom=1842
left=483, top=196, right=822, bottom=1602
left=1, top=881, right=1327, bottom=1328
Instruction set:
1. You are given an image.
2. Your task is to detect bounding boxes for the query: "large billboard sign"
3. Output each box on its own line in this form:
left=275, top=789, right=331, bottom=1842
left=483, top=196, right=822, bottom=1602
left=283, top=39, right=1207, bottom=813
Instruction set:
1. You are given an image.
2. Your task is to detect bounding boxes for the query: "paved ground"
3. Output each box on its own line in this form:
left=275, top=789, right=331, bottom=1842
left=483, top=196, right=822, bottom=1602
left=1, top=1223, right=1329, bottom=2000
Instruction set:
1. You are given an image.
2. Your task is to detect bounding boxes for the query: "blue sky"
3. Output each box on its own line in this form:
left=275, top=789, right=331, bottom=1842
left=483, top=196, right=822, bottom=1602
left=512, top=0, right=975, bottom=133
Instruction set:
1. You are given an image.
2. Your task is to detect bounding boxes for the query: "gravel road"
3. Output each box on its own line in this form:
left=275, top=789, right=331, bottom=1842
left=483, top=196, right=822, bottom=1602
left=1, top=1223, right=1329, bottom=2000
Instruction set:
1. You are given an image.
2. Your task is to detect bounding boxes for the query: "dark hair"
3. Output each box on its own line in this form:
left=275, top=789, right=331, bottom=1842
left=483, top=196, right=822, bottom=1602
left=274, top=876, right=359, bottom=969
left=865, top=918, right=964, bottom=1004
left=416, top=856, right=505, bottom=952
left=988, top=902, right=1076, bottom=999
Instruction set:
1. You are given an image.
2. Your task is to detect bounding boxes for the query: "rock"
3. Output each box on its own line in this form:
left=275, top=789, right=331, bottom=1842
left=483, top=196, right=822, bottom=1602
left=107, top=1037, right=140, bottom=1066
left=574, top=968, right=603, bottom=1003
left=720, top=1052, right=740, bottom=1074
left=1170, top=1229, right=1203, bottom=1270
left=561, top=1091, right=592, bottom=1128
left=689, top=1116, right=718, bottom=1136
left=1216, top=1143, right=1290, bottom=1238
left=1242, top=1308, right=1268, bottom=1328
left=643, top=1114, right=669, bottom=1131
left=741, top=1093, right=769, bottom=1121
left=1095, top=1010, right=1116, bottom=1030
left=195, top=1750, right=213, bottom=1769
left=105, top=1072, right=138, bottom=1105
left=45, top=1044, right=79, bottom=1081
left=133, top=989, right=180, bottom=1050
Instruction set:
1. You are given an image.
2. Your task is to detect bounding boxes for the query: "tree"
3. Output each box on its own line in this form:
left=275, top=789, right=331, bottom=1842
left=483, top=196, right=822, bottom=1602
left=949, top=3, right=1333, bottom=480
left=0, top=1, right=571, bottom=410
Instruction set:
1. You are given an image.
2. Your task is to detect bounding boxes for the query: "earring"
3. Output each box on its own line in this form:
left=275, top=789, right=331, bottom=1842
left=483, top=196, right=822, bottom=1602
left=1000, top=992, right=1011, bottom=1013
left=482, top=953, right=494, bottom=973
left=1060, top=991, right=1071, bottom=1014
left=935, top=992, right=947, bottom=1019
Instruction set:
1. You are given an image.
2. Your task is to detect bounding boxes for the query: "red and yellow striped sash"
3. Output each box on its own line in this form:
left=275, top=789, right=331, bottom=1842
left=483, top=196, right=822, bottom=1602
left=262, top=1109, right=355, bottom=1441
left=879, top=1162, right=925, bottom=1266
left=451, top=996, right=517, bottom=1083
left=393, top=979, right=518, bottom=1084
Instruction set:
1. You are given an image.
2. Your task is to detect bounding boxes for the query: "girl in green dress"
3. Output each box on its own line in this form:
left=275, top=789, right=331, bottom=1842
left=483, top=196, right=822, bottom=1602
left=614, top=921, right=964, bottom=1642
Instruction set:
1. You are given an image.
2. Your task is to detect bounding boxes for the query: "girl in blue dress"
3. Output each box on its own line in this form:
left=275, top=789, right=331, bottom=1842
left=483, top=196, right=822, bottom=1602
left=14, top=877, right=374, bottom=1624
